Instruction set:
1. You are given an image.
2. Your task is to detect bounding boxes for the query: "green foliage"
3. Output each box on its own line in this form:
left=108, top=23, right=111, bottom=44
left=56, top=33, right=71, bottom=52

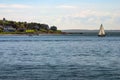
left=48, top=30, right=54, bottom=33
left=50, top=26, right=57, bottom=31
left=0, top=19, right=50, bottom=31
left=26, top=30, right=35, bottom=33
left=0, top=18, right=62, bottom=34
left=0, top=28, right=3, bottom=32
left=40, top=24, right=49, bottom=30
left=56, top=30, right=62, bottom=33
left=0, top=20, right=3, bottom=25
left=40, top=29, right=48, bottom=33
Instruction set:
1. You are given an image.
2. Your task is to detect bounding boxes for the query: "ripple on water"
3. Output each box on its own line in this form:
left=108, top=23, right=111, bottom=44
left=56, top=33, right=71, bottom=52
left=0, top=36, right=120, bottom=80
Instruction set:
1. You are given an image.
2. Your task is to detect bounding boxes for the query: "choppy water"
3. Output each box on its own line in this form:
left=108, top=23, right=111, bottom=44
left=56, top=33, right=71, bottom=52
left=0, top=35, right=120, bottom=80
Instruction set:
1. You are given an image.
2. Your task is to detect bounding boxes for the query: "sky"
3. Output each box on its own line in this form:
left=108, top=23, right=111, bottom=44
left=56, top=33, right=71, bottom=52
left=0, top=0, right=120, bottom=30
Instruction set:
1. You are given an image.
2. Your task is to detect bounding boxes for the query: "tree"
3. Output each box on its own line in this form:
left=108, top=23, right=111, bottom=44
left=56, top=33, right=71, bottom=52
left=40, top=24, right=49, bottom=30
left=0, top=28, right=3, bottom=32
left=50, top=26, right=57, bottom=31
left=3, top=18, right=6, bottom=21
left=0, top=20, right=3, bottom=25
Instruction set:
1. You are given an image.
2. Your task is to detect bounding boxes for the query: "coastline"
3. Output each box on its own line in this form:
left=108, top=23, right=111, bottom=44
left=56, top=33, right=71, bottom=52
left=0, top=31, right=120, bottom=36
left=0, top=33, right=65, bottom=36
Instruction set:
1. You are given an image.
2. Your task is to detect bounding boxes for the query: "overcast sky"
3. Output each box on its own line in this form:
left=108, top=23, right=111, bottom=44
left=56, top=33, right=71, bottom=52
left=0, top=0, right=120, bottom=30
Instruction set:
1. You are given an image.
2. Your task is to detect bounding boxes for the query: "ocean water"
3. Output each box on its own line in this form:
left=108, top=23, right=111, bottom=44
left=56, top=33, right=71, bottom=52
left=0, top=35, right=120, bottom=80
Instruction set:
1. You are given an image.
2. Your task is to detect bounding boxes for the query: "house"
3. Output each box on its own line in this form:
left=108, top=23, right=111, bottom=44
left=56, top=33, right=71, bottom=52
left=0, top=25, right=3, bottom=32
left=4, top=26, right=16, bottom=32
left=0, top=25, right=3, bottom=29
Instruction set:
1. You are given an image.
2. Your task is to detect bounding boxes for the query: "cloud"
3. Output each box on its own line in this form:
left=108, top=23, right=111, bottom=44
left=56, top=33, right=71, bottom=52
left=11, top=4, right=32, bottom=9
left=0, top=4, right=7, bottom=8
left=73, top=10, right=108, bottom=18
left=57, top=5, right=77, bottom=9
left=54, top=8, right=120, bottom=30
left=0, top=4, right=32, bottom=9
left=0, top=3, right=120, bottom=30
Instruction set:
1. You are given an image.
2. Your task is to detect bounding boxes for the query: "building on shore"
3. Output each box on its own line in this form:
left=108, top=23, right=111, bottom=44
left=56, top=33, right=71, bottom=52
left=3, top=26, right=16, bottom=32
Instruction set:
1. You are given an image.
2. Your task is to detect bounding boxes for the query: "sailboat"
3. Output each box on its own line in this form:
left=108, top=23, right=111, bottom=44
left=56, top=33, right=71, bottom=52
left=98, top=24, right=106, bottom=37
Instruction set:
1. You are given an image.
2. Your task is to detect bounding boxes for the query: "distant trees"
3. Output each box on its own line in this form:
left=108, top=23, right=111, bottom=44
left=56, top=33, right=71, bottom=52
left=3, top=18, right=6, bottom=22
left=50, top=26, right=57, bottom=31
left=0, top=25, right=3, bottom=32
left=0, top=18, right=61, bottom=33
left=0, top=19, right=49, bottom=30
left=0, top=20, right=3, bottom=25
left=40, top=24, right=49, bottom=30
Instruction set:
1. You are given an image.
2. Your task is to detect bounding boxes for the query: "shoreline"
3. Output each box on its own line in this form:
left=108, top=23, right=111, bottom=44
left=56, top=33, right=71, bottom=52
left=0, top=33, right=66, bottom=36
left=0, top=32, right=120, bottom=36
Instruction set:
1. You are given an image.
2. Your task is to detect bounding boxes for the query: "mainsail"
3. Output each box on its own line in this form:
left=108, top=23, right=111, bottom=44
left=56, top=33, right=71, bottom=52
left=98, top=24, right=105, bottom=36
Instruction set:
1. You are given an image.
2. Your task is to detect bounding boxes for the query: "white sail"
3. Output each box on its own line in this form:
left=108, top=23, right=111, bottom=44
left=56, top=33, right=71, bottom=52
left=98, top=24, right=105, bottom=36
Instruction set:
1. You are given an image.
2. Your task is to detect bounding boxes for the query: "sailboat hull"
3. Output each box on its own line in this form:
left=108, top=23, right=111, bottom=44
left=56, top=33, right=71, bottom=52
left=98, top=35, right=106, bottom=37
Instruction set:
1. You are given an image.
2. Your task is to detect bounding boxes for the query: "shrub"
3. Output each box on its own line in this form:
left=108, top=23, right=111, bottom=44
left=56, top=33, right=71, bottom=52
left=26, top=29, right=35, bottom=33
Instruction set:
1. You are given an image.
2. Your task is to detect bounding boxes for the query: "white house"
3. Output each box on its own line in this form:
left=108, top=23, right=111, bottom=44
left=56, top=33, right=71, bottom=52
left=4, top=26, right=16, bottom=32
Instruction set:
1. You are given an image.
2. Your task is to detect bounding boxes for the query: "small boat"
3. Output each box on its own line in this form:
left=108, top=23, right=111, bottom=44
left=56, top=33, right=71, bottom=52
left=98, top=24, right=106, bottom=37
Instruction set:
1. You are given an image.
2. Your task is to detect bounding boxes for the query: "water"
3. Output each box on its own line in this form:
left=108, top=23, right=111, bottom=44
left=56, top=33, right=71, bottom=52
left=0, top=35, right=120, bottom=80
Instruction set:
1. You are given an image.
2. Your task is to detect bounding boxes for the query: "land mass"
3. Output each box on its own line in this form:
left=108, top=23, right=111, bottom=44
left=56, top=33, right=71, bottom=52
left=62, top=29, right=120, bottom=36
left=0, top=18, right=62, bottom=35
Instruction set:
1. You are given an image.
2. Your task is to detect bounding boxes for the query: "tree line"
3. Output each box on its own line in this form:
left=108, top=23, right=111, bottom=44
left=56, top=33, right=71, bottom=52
left=0, top=18, right=61, bottom=33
